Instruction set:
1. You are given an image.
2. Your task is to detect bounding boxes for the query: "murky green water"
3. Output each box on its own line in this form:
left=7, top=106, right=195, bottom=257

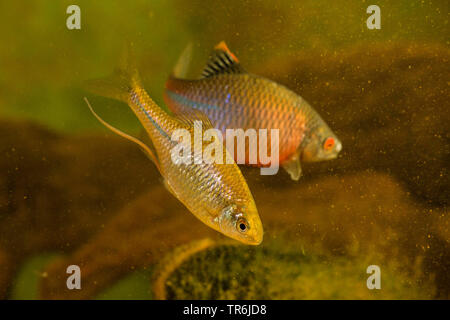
left=0, top=1, right=448, bottom=299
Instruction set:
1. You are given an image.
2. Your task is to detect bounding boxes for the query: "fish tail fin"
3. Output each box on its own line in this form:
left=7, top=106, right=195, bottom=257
left=84, top=69, right=132, bottom=103
left=84, top=43, right=141, bottom=103
left=171, top=43, right=193, bottom=79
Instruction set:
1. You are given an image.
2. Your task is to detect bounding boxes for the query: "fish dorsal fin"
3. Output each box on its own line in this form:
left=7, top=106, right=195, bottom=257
left=175, top=109, right=214, bottom=130
left=202, top=41, right=245, bottom=78
left=172, top=43, right=193, bottom=79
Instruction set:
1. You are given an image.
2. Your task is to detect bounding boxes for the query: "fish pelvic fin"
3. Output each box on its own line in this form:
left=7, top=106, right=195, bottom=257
left=171, top=43, right=193, bottom=79
left=282, top=152, right=302, bottom=181
left=84, top=97, right=161, bottom=173
left=202, top=41, right=245, bottom=78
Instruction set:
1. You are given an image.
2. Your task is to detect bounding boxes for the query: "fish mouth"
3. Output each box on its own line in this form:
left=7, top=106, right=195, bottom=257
left=232, top=231, right=263, bottom=245
left=247, top=233, right=263, bottom=245
left=326, top=152, right=339, bottom=160
left=335, top=140, right=343, bottom=153
left=245, top=219, right=264, bottom=245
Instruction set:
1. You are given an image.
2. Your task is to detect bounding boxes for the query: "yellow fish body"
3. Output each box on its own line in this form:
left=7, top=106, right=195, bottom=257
left=85, top=64, right=263, bottom=245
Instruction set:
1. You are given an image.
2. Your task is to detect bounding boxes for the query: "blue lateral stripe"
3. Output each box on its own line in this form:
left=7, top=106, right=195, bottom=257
left=134, top=98, right=171, bottom=141
left=166, top=90, right=219, bottom=111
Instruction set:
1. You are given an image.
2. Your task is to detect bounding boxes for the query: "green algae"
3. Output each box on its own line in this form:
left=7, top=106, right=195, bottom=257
left=10, top=253, right=61, bottom=300
left=9, top=237, right=435, bottom=300
left=96, top=270, right=153, bottom=300
left=163, top=239, right=435, bottom=300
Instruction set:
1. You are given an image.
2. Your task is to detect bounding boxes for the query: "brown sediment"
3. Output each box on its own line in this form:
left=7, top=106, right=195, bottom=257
left=0, top=249, right=15, bottom=298
left=0, top=42, right=448, bottom=299
left=0, top=119, right=158, bottom=297
left=274, top=172, right=449, bottom=299
left=37, top=187, right=222, bottom=299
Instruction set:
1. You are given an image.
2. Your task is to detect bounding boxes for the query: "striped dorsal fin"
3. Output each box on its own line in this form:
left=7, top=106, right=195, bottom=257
left=202, top=41, right=245, bottom=78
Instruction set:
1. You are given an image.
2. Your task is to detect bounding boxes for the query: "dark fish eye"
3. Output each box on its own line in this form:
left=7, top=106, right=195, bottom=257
left=323, top=137, right=335, bottom=151
left=236, top=218, right=249, bottom=233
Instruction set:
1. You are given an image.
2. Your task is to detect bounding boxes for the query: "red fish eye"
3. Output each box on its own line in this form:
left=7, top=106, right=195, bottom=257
left=323, top=137, right=335, bottom=150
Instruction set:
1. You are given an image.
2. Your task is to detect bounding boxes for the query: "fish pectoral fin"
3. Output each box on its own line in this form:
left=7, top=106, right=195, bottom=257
left=282, top=154, right=302, bottom=181
left=84, top=97, right=161, bottom=173
left=202, top=41, right=246, bottom=78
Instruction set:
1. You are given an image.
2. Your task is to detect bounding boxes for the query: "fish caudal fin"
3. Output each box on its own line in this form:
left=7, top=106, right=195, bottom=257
left=83, top=44, right=163, bottom=173
left=172, top=43, right=193, bottom=79
left=84, top=43, right=141, bottom=103
left=84, top=69, right=133, bottom=103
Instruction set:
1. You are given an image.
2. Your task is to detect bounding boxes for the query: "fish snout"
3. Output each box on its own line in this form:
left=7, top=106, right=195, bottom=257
left=247, top=229, right=263, bottom=245
left=217, top=205, right=264, bottom=245
left=335, top=139, right=343, bottom=153
left=245, top=215, right=264, bottom=245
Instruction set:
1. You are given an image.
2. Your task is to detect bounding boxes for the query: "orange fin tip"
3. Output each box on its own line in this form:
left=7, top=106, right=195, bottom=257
left=214, top=41, right=239, bottom=62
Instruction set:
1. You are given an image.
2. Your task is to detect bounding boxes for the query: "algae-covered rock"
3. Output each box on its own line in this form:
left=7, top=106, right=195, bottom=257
left=165, top=241, right=435, bottom=300
left=157, top=172, right=447, bottom=299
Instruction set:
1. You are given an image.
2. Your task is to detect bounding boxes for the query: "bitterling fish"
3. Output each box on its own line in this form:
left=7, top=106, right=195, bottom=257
left=164, top=41, right=342, bottom=180
left=84, top=55, right=263, bottom=245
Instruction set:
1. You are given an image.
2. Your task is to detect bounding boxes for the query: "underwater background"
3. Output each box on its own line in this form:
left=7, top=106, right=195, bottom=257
left=0, top=0, right=448, bottom=299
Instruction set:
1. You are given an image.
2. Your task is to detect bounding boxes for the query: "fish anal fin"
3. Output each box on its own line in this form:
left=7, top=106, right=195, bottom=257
left=282, top=153, right=302, bottom=181
left=202, top=41, right=245, bottom=78
left=84, top=97, right=161, bottom=173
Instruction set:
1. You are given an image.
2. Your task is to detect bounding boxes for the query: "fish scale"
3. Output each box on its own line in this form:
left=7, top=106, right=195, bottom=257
left=166, top=73, right=305, bottom=163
